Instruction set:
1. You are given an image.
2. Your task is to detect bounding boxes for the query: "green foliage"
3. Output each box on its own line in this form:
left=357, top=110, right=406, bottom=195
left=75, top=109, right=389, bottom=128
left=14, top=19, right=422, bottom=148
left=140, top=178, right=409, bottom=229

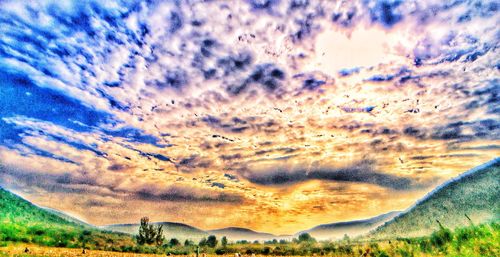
left=215, top=248, right=226, bottom=255
left=418, top=239, right=432, bottom=253
left=430, top=225, right=452, bottom=248
left=376, top=250, right=390, bottom=257
left=206, top=235, right=218, bottom=248
left=184, top=221, right=499, bottom=256
left=169, top=238, right=180, bottom=246
left=198, top=237, right=207, bottom=247
left=298, top=233, right=315, bottom=242
left=184, top=239, right=194, bottom=246
left=136, top=217, right=164, bottom=246
left=221, top=236, right=228, bottom=248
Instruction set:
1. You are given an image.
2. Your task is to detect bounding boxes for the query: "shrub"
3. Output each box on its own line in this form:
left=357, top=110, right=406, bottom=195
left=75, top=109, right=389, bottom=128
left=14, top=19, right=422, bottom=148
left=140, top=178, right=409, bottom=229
left=419, top=239, right=432, bottom=253
left=27, top=226, right=45, bottom=236
left=169, top=238, right=180, bottom=246
left=430, top=227, right=452, bottom=248
left=455, top=227, right=474, bottom=244
left=261, top=246, right=271, bottom=254
left=215, top=248, right=226, bottom=255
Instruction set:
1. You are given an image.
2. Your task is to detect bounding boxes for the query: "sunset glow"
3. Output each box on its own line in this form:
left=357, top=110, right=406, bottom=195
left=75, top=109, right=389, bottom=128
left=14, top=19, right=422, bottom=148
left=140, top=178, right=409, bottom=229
left=0, top=0, right=498, bottom=235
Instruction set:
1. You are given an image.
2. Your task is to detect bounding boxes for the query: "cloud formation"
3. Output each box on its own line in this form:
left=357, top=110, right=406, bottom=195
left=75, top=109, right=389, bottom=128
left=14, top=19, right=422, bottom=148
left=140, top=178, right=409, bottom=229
left=0, top=0, right=498, bottom=234
left=243, top=160, right=417, bottom=190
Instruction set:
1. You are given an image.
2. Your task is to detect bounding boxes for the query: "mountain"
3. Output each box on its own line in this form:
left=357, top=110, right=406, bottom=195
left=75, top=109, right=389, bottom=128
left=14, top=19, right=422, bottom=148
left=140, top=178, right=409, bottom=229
left=41, top=206, right=92, bottom=227
left=207, top=227, right=291, bottom=242
left=0, top=187, right=134, bottom=248
left=0, top=187, right=84, bottom=230
left=370, top=158, right=500, bottom=239
left=298, top=211, right=402, bottom=240
left=102, top=222, right=208, bottom=242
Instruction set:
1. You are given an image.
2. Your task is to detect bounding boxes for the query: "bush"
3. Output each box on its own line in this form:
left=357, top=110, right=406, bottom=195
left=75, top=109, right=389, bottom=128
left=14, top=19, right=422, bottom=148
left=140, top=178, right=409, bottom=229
left=215, top=248, right=226, bottom=255
left=455, top=227, right=474, bottom=244
left=430, top=227, right=452, bottom=248
left=419, top=239, right=432, bottom=253
left=27, top=226, right=45, bottom=236
left=261, top=246, right=271, bottom=254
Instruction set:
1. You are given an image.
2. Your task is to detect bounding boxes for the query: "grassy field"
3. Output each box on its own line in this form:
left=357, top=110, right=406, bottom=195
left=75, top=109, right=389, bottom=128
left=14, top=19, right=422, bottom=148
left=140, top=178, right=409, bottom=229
left=1, top=222, right=498, bottom=257
left=0, top=244, right=164, bottom=257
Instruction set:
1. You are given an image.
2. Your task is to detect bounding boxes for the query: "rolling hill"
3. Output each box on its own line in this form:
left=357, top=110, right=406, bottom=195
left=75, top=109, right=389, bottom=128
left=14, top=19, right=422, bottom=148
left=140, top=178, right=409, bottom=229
left=102, top=222, right=208, bottom=242
left=0, top=187, right=134, bottom=249
left=370, top=158, right=500, bottom=239
left=298, top=211, right=402, bottom=240
left=2, top=157, right=498, bottom=246
left=207, top=227, right=291, bottom=242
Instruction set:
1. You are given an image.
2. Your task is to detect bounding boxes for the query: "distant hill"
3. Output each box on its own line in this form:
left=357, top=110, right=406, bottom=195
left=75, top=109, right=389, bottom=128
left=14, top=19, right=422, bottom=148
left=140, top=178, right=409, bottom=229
left=102, top=222, right=208, bottom=242
left=298, top=211, right=402, bottom=240
left=207, top=227, right=291, bottom=242
left=103, top=223, right=294, bottom=243
left=5, top=157, right=498, bottom=245
left=370, top=158, right=500, bottom=239
left=0, top=187, right=134, bottom=248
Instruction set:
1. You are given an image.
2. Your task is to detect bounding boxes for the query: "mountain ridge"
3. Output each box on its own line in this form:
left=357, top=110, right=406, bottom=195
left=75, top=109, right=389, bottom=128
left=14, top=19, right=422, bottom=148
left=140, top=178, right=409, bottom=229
left=297, top=211, right=402, bottom=240
left=370, top=157, right=500, bottom=239
left=3, top=159, right=497, bottom=242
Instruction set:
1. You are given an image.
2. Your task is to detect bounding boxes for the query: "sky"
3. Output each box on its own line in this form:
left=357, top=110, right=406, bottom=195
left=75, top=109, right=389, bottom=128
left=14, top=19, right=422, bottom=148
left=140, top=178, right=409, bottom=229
left=0, top=0, right=498, bottom=235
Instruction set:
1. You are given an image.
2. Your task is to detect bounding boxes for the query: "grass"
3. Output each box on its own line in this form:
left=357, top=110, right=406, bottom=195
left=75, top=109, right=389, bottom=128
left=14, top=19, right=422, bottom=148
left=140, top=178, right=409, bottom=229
left=0, top=244, right=164, bottom=257
left=1, top=222, right=498, bottom=256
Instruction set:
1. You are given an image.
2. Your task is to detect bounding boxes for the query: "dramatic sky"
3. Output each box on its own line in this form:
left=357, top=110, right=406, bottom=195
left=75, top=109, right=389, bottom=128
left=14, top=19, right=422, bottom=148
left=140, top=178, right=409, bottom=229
left=0, top=0, right=498, bottom=234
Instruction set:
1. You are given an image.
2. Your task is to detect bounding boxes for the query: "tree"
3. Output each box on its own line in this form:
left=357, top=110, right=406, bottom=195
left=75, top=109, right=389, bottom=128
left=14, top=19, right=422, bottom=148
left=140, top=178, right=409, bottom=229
left=221, top=236, right=228, bottom=248
left=184, top=239, right=194, bottom=246
left=169, top=238, right=180, bottom=246
left=199, top=237, right=207, bottom=247
left=137, top=217, right=164, bottom=245
left=155, top=224, right=164, bottom=246
left=79, top=230, right=92, bottom=250
left=206, top=235, right=218, bottom=248
left=298, top=233, right=315, bottom=242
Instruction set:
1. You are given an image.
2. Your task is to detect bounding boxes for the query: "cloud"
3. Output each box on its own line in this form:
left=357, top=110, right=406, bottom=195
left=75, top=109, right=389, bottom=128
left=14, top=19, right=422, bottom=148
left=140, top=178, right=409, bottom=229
left=131, top=184, right=245, bottom=203
left=243, top=160, right=421, bottom=190
left=0, top=0, right=499, bottom=234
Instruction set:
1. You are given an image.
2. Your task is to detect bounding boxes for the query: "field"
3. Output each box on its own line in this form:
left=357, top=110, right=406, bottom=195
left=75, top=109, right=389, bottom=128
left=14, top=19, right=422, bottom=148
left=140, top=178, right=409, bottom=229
left=1, top=222, right=498, bottom=257
left=0, top=245, right=164, bottom=257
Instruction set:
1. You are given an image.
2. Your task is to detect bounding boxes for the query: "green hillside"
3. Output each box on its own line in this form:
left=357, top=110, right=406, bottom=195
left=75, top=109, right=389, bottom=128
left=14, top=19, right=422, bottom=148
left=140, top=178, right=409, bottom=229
left=0, top=188, right=135, bottom=250
left=371, top=158, right=500, bottom=239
